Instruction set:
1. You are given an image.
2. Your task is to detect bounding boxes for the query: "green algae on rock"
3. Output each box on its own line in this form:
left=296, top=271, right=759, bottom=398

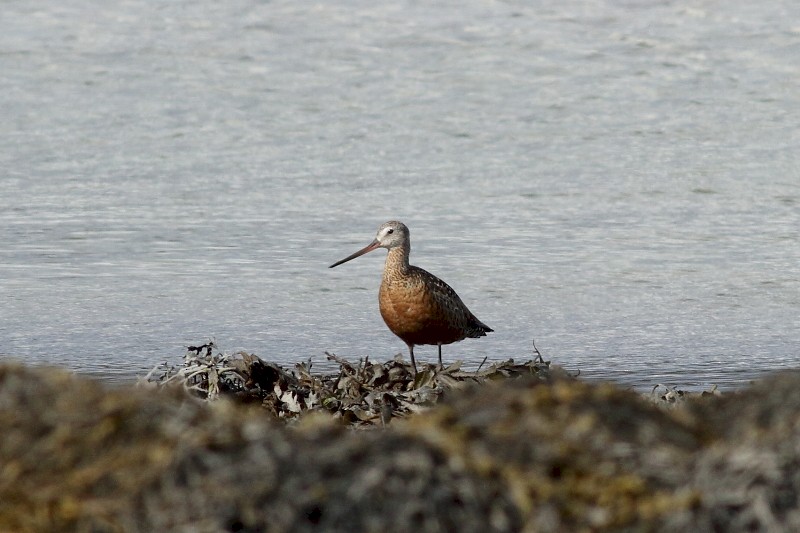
left=3, top=356, right=800, bottom=531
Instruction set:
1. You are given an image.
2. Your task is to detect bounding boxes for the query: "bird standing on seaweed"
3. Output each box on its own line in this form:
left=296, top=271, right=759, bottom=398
left=330, top=221, right=493, bottom=374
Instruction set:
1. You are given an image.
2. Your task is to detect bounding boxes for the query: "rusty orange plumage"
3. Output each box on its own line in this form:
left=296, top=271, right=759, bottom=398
left=330, top=221, right=493, bottom=373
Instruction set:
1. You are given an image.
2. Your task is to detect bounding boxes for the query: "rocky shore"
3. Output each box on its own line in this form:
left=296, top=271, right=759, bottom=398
left=1, top=345, right=798, bottom=532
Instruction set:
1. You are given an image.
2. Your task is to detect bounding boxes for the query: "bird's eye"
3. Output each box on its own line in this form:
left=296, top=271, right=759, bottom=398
left=387, top=229, right=394, bottom=234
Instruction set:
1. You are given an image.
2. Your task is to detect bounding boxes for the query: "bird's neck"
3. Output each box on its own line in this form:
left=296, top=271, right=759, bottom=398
left=383, top=245, right=410, bottom=281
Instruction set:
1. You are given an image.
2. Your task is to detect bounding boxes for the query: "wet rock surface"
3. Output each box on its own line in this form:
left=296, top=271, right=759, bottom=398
left=2, top=353, right=800, bottom=532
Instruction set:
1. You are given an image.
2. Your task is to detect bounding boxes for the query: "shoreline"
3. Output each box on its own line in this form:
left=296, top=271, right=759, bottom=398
left=7, top=339, right=779, bottom=395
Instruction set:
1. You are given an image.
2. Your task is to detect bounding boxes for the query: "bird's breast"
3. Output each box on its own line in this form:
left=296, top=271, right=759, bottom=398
left=378, top=278, right=465, bottom=346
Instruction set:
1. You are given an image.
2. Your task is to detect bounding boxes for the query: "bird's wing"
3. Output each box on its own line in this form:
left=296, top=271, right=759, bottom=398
left=412, top=267, right=476, bottom=320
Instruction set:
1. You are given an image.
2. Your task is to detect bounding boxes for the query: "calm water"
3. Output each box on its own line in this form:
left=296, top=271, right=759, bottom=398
left=1, top=0, right=798, bottom=390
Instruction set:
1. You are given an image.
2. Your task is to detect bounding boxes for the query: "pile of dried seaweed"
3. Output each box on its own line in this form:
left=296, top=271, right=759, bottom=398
left=144, top=342, right=558, bottom=426
left=648, top=383, right=721, bottom=406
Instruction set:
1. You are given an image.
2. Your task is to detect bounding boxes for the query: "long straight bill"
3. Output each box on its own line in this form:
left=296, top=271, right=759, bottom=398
left=329, top=239, right=381, bottom=268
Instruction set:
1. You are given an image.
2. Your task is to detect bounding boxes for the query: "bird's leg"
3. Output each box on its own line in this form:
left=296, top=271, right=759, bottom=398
left=408, top=344, right=418, bottom=375
left=437, top=344, right=443, bottom=367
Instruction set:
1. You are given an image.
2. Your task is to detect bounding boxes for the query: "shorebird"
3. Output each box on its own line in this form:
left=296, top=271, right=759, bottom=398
left=329, top=221, right=493, bottom=373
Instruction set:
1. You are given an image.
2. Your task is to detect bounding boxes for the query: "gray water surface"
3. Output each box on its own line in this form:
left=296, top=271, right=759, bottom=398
left=2, top=0, right=799, bottom=389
